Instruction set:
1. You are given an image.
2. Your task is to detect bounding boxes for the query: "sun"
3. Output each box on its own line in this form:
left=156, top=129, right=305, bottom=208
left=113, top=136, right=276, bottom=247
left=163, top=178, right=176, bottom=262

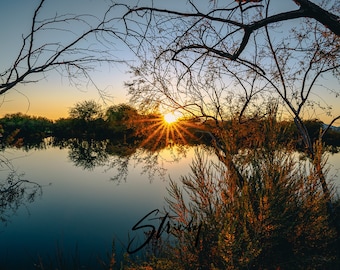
left=163, top=112, right=178, bottom=124
left=135, top=111, right=201, bottom=150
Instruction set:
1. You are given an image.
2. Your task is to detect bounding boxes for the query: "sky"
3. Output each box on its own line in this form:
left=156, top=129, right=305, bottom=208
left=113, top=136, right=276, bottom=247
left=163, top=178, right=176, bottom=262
left=0, top=0, right=339, bottom=124
left=0, top=0, right=133, bottom=120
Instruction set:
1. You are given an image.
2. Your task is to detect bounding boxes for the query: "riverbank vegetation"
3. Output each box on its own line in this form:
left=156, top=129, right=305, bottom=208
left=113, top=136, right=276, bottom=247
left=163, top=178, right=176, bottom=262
left=1, top=101, right=340, bottom=152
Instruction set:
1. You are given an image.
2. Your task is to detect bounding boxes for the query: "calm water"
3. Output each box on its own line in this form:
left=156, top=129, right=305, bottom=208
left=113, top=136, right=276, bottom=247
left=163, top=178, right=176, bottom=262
left=0, top=143, right=339, bottom=269
left=0, top=143, right=198, bottom=269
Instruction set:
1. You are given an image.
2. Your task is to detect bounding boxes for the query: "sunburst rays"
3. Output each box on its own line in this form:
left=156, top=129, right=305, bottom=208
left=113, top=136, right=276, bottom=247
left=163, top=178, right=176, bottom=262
left=135, top=114, right=200, bottom=151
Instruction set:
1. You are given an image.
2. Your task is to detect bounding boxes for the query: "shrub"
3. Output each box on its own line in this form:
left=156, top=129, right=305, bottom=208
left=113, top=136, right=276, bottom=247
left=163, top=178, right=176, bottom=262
left=162, top=116, right=339, bottom=269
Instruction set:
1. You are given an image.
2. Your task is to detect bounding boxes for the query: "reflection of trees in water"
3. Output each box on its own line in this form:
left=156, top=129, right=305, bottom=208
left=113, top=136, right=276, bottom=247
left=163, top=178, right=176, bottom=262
left=53, top=138, right=137, bottom=173
left=51, top=137, right=193, bottom=184
left=0, top=135, right=190, bottom=223
left=106, top=155, right=130, bottom=184
left=2, top=136, right=195, bottom=185
left=0, top=136, right=52, bottom=152
left=98, top=141, right=170, bottom=184
left=67, top=139, right=110, bottom=170
left=107, top=148, right=169, bottom=184
left=104, top=141, right=194, bottom=184
left=0, top=157, right=42, bottom=224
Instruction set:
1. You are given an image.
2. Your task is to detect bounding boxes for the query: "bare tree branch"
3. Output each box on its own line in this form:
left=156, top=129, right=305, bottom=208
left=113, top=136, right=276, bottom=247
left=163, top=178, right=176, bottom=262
left=118, top=0, right=340, bottom=213
left=321, top=115, right=340, bottom=137
left=0, top=0, right=121, bottom=98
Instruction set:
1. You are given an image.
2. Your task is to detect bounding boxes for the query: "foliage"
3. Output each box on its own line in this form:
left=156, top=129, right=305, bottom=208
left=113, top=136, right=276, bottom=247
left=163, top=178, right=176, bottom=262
left=0, top=1, right=339, bottom=268
left=53, top=101, right=107, bottom=138
left=105, top=104, right=140, bottom=140
left=105, top=104, right=138, bottom=123
left=161, top=115, right=339, bottom=269
left=1, top=111, right=339, bottom=268
left=0, top=113, right=52, bottom=147
left=52, top=118, right=78, bottom=138
left=1, top=108, right=339, bottom=151
left=323, top=129, right=340, bottom=151
left=69, top=100, right=103, bottom=122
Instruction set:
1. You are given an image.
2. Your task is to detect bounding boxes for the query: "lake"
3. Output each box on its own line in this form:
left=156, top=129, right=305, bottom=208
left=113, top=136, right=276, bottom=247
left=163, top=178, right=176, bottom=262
left=0, top=140, right=339, bottom=269
left=0, top=140, right=201, bottom=269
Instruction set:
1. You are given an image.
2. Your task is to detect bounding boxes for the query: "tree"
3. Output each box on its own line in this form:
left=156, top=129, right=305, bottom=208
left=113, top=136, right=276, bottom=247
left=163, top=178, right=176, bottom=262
left=0, top=0, right=120, bottom=235
left=117, top=0, right=339, bottom=219
left=105, top=103, right=138, bottom=123
left=69, top=100, right=103, bottom=122
left=0, top=113, right=52, bottom=142
left=0, top=0, right=120, bottom=98
left=105, top=104, right=139, bottom=140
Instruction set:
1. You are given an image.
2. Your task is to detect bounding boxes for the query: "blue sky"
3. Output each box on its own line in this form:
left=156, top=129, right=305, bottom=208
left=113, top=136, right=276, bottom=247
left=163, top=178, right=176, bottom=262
left=0, top=0, right=339, bottom=124
left=0, top=0, right=133, bottom=119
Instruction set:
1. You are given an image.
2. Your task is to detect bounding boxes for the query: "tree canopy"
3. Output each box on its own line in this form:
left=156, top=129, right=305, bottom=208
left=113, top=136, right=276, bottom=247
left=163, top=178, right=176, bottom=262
left=69, top=100, right=103, bottom=122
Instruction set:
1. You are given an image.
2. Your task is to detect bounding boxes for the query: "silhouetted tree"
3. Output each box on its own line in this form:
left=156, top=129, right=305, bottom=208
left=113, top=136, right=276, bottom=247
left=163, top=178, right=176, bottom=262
left=69, top=100, right=103, bottom=122
left=105, top=104, right=139, bottom=140
left=105, top=104, right=138, bottom=123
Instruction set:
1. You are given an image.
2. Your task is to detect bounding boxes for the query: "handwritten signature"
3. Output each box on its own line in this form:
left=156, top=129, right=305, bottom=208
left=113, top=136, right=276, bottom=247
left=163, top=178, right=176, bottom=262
left=127, top=209, right=202, bottom=254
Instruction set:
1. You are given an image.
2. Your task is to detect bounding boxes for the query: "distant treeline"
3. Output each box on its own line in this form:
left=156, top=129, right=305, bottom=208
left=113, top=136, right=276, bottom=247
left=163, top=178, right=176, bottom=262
left=0, top=102, right=339, bottom=151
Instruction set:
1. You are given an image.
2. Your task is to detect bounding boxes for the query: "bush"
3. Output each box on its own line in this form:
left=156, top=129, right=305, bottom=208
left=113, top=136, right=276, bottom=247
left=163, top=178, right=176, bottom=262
left=161, top=116, right=339, bottom=269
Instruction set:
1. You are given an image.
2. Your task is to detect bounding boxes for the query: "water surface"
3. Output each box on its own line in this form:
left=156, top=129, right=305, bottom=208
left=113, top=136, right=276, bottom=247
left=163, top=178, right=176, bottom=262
left=0, top=144, right=197, bottom=269
left=0, top=143, right=339, bottom=269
